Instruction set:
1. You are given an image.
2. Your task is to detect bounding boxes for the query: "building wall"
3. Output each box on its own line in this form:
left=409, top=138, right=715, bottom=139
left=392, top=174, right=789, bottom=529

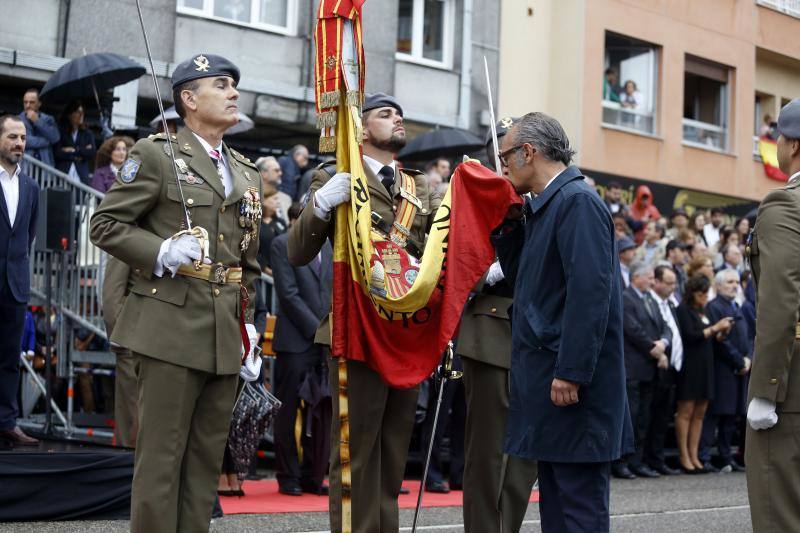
left=755, top=48, right=800, bottom=120
left=0, top=0, right=61, bottom=56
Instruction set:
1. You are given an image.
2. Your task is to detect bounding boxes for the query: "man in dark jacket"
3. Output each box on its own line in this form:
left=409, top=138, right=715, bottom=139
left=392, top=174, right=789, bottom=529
left=271, top=226, right=333, bottom=496
left=616, top=262, right=672, bottom=479
left=0, top=115, right=40, bottom=446
left=19, top=89, right=60, bottom=169
left=494, top=112, right=633, bottom=532
left=701, top=269, right=751, bottom=472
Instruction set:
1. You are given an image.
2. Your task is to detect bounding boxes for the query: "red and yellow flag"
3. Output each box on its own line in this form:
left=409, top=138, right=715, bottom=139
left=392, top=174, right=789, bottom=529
left=758, top=136, right=788, bottom=182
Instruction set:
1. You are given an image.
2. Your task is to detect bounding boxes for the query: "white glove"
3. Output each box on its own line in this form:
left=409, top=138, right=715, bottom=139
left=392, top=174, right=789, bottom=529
left=747, top=397, right=778, bottom=430
left=239, top=324, right=262, bottom=382
left=486, top=261, right=505, bottom=286
left=313, top=172, right=351, bottom=219
left=155, top=234, right=207, bottom=277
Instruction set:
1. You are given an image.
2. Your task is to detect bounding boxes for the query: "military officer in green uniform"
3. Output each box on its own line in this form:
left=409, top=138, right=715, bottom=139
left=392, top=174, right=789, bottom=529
left=746, top=98, right=800, bottom=533
left=455, top=118, right=537, bottom=533
left=288, top=93, right=442, bottom=533
left=101, top=256, right=138, bottom=448
left=90, top=54, right=263, bottom=533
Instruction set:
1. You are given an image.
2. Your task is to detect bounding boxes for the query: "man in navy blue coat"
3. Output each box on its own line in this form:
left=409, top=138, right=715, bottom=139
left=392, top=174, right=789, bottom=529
left=493, top=112, right=633, bottom=532
left=0, top=115, right=40, bottom=446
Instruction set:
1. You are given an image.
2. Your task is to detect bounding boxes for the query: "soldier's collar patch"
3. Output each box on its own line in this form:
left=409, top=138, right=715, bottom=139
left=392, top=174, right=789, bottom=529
left=119, top=159, right=141, bottom=183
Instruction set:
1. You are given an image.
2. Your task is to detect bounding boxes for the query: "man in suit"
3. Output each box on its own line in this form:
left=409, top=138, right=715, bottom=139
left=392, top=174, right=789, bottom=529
left=664, top=239, right=688, bottom=301
left=746, top=98, right=800, bottom=532
left=645, top=265, right=682, bottom=475
left=701, top=269, right=750, bottom=472
left=615, top=262, right=671, bottom=479
left=617, top=235, right=636, bottom=288
left=90, top=54, right=262, bottom=533
left=19, top=89, right=60, bottom=169
left=288, top=93, right=442, bottom=533
left=0, top=115, right=40, bottom=446
left=271, top=219, right=332, bottom=496
left=455, top=116, right=537, bottom=532
left=493, top=112, right=633, bottom=532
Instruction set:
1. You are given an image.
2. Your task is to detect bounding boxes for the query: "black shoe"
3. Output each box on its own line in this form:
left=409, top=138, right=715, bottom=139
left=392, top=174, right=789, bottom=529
left=651, top=463, right=681, bottom=476
left=425, top=480, right=450, bottom=493
left=399, top=486, right=410, bottom=495
left=612, top=465, right=637, bottom=479
left=217, top=489, right=236, bottom=497
left=449, top=482, right=463, bottom=491
left=278, top=484, right=303, bottom=496
left=701, top=462, right=720, bottom=473
left=730, top=460, right=746, bottom=473
left=301, top=483, right=329, bottom=495
left=630, top=465, right=661, bottom=478
left=681, top=465, right=701, bottom=475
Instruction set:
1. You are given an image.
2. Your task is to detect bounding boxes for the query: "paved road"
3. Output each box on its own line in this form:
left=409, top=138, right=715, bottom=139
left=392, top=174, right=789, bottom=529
left=1, top=472, right=751, bottom=532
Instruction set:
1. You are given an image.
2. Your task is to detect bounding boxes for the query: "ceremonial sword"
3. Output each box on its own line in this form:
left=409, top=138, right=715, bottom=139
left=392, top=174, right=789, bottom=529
left=484, top=56, right=503, bottom=175
left=133, top=0, right=209, bottom=264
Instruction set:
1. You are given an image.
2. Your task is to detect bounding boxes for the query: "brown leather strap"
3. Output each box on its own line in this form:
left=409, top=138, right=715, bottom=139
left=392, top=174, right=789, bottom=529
left=176, top=263, right=243, bottom=284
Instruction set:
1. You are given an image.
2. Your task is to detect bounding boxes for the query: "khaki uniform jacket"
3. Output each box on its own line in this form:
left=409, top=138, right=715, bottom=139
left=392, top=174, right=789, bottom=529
left=455, top=277, right=513, bottom=370
left=748, top=176, right=800, bottom=411
left=90, top=128, right=262, bottom=375
left=287, top=160, right=442, bottom=345
left=102, top=256, right=131, bottom=337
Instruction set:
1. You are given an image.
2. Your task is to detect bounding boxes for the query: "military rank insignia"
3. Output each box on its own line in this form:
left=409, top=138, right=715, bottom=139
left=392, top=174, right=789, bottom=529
left=119, top=158, right=141, bottom=183
left=239, top=187, right=262, bottom=252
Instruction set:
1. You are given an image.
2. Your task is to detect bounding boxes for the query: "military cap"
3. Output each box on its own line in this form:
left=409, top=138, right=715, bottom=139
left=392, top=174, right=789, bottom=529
left=777, top=98, right=800, bottom=139
left=171, top=53, right=240, bottom=89
left=485, top=116, right=519, bottom=145
left=363, top=93, right=403, bottom=116
left=617, top=235, right=636, bottom=253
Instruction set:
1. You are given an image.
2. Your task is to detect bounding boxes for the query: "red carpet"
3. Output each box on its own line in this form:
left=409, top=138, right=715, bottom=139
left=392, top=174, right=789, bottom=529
left=220, top=479, right=539, bottom=515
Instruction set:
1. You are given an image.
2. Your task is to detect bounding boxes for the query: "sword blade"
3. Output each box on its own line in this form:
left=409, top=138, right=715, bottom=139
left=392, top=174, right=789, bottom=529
left=411, top=374, right=448, bottom=532
left=484, top=56, right=502, bottom=175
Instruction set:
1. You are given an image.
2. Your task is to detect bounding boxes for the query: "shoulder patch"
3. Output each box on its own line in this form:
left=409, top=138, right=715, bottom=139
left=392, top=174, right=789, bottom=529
left=119, top=159, right=141, bottom=184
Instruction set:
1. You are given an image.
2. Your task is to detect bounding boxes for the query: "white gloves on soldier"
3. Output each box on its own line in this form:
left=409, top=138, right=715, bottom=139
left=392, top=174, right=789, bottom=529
left=747, top=397, right=778, bottom=430
left=313, top=172, right=351, bottom=219
left=486, top=261, right=505, bottom=286
left=239, top=323, right=262, bottom=382
left=155, top=234, right=209, bottom=277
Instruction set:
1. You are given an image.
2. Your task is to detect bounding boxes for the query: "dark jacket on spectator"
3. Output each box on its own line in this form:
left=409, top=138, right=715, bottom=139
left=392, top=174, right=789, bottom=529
left=623, top=286, right=671, bottom=382
left=270, top=232, right=332, bottom=354
left=19, top=111, right=60, bottom=168
left=0, top=169, right=39, bottom=303
left=55, top=127, right=96, bottom=184
left=706, top=295, right=750, bottom=415
left=277, top=154, right=301, bottom=201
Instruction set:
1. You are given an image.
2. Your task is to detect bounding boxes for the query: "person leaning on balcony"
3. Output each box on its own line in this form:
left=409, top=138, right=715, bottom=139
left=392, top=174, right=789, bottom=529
left=619, top=80, right=644, bottom=110
left=18, top=88, right=60, bottom=169
left=0, top=115, right=40, bottom=447
left=746, top=97, right=800, bottom=533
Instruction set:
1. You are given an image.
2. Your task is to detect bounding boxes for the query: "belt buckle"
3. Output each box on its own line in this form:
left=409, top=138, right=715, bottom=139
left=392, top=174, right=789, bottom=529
left=212, top=263, right=227, bottom=283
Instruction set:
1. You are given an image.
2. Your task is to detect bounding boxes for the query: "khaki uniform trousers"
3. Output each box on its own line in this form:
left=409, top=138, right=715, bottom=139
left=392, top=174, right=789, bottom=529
left=328, top=356, right=418, bottom=533
left=113, top=346, right=139, bottom=448
left=130, top=353, right=238, bottom=533
left=746, top=413, right=800, bottom=533
left=462, top=357, right=538, bottom=533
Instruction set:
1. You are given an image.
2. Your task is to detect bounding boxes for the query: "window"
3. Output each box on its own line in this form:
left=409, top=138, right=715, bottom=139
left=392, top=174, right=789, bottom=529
left=396, top=0, right=454, bottom=68
left=177, top=0, right=294, bottom=34
left=602, top=32, right=658, bottom=135
left=683, top=55, right=731, bottom=152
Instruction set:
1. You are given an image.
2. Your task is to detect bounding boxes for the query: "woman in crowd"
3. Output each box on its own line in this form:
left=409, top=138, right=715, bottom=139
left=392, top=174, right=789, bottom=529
left=690, top=212, right=707, bottom=246
left=735, top=217, right=750, bottom=253
left=713, top=226, right=739, bottom=267
left=675, top=275, right=733, bottom=473
left=54, top=100, right=96, bottom=185
left=257, top=184, right=288, bottom=276
left=91, top=136, right=134, bottom=193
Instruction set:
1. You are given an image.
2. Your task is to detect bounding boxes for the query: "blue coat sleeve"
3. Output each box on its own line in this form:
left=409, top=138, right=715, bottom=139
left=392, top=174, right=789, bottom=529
left=553, top=192, right=614, bottom=384
left=492, top=219, right=525, bottom=288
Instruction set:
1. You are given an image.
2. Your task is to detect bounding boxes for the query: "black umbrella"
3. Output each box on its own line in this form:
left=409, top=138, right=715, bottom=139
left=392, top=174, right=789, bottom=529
left=397, top=127, right=485, bottom=161
left=40, top=53, right=145, bottom=104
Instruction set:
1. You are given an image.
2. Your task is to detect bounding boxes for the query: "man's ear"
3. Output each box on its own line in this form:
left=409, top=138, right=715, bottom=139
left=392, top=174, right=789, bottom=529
left=182, top=90, right=197, bottom=112
left=793, top=138, right=800, bottom=159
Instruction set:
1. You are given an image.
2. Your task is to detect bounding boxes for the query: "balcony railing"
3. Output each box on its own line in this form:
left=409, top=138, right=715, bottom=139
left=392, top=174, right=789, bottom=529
left=602, top=100, right=655, bottom=135
left=756, top=0, right=800, bottom=18
left=682, top=118, right=728, bottom=152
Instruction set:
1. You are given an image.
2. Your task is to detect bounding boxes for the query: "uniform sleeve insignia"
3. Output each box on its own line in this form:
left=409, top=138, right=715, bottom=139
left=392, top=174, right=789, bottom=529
left=119, top=158, right=141, bottom=183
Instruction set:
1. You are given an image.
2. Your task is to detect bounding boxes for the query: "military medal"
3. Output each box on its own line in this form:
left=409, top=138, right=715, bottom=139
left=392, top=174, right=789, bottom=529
left=239, top=187, right=262, bottom=252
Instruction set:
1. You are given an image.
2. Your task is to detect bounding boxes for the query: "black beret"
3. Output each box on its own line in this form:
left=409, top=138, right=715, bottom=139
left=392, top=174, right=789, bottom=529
left=777, top=98, right=800, bottom=139
left=171, top=54, right=240, bottom=89
left=485, top=116, right=519, bottom=146
left=363, top=93, right=403, bottom=116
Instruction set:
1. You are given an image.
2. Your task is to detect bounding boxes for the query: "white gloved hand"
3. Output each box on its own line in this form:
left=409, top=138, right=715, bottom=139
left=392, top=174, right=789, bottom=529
left=156, top=234, right=207, bottom=277
left=313, top=172, right=351, bottom=220
left=240, top=324, right=262, bottom=382
left=486, top=261, right=505, bottom=286
left=747, top=397, right=778, bottom=430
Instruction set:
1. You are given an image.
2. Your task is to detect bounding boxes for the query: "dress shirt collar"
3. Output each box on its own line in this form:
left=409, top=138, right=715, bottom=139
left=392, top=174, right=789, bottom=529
left=650, top=290, right=670, bottom=307
left=0, top=164, right=21, bottom=181
left=788, top=170, right=800, bottom=185
left=362, top=155, right=396, bottom=178
left=192, top=131, right=223, bottom=158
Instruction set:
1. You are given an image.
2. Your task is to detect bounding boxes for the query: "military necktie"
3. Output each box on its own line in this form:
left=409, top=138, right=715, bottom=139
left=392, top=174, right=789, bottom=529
left=208, top=149, right=224, bottom=179
left=378, top=165, right=394, bottom=196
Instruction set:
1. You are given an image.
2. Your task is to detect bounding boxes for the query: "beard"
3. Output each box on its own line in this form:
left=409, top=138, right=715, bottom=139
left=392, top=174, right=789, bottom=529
left=371, top=132, right=406, bottom=153
left=0, top=149, right=22, bottom=166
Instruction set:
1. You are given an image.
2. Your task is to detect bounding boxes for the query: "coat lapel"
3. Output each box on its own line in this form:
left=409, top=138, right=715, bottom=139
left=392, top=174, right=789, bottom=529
left=178, top=129, right=226, bottom=200
left=530, top=166, right=584, bottom=215
left=11, top=174, right=28, bottom=231
left=364, top=162, right=393, bottom=205
left=0, top=182, right=10, bottom=229
left=222, top=143, right=248, bottom=206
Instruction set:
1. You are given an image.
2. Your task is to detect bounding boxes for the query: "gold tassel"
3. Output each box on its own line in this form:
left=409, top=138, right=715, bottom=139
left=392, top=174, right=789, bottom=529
left=316, top=110, right=338, bottom=129
left=319, top=135, right=337, bottom=153
left=320, top=90, right=341, bottom=109
left=345, top=90, right=362, bottom=108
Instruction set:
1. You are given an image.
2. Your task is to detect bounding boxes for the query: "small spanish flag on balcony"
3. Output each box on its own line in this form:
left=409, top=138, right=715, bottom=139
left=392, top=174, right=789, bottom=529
left=758, top=136, right=789, bottom=182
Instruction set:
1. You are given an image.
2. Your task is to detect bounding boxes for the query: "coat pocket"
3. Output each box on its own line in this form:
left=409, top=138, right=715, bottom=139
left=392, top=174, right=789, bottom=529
left=524, top=303, right=561, bottom=351
left=130, top=275, right=190, bottom=307
left=166, top=183, right=215, bottom=207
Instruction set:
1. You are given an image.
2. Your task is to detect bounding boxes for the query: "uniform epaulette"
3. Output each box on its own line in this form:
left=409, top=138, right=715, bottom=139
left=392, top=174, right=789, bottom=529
left=316, top=159, right=337, bottom=170
left=230, top=149, right=257, bottom=169
left=400, top=167, right=425, bottom=176
left=147, top=132, right=177, bottom=142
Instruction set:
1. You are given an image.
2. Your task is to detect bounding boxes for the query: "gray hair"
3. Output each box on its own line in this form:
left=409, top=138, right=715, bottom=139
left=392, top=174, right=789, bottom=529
left=629, top=261, right=653, bottom=280
left=254, top=155, right=278, bottom=171
left=512, top=112, right=576, bottom=165
left=714, top=268, right=740, bottom=286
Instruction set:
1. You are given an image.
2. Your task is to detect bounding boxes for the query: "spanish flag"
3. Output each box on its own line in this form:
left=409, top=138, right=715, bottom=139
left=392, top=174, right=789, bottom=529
left=758, top=136, right=788, bottom=182
left=330, top=105, right=521, bottom=387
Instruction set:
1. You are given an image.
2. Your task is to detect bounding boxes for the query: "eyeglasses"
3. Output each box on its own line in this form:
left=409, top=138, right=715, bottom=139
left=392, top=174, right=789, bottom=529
left=497, top=144, right=530, bottom=167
